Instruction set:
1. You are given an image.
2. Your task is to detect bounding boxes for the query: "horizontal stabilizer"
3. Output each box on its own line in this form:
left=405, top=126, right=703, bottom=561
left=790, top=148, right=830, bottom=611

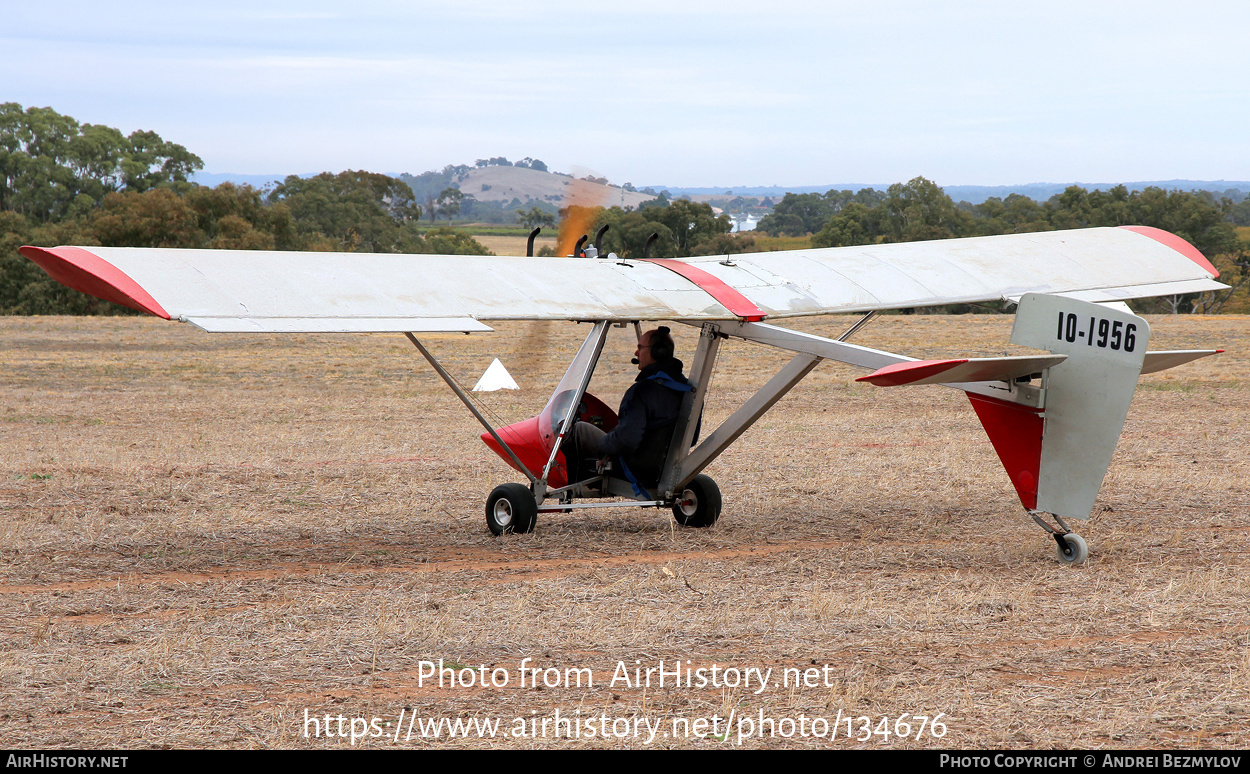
left=856, top=354, right=1067, bottom=387
left=1140, top=349, right=1222, bottom=375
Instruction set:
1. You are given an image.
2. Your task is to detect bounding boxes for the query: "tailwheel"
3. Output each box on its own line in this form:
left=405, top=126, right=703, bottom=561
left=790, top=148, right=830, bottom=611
left=671, top=474, right=722, bottom=528
left=1054, top=532, right=1089, bottom=565
left=1031, top=511, right=1090, bottom=565
left=486, top=483, right=537, bottom=536
left=1031, top=511, right=1089, bottom=565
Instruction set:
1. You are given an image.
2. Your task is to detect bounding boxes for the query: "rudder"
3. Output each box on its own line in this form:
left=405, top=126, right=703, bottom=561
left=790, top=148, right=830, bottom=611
left=973, top=292, right=1150, bottom=520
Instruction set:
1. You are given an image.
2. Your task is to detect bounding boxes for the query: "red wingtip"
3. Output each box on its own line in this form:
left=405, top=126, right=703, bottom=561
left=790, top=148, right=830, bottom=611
left=1118, top=226, right=1219, bottom=278
left=17, top=246, right=170, bottom=319
left=856, top=358, right=969, bottom=387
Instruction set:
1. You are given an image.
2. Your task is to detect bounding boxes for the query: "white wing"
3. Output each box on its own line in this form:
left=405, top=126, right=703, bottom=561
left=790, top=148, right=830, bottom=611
left=20, top=226, right=1223, bottom=333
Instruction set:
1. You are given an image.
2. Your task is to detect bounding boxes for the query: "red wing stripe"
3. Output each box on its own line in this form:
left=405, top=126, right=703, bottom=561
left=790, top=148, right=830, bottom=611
left=856, top=359, right=969, bottom=387
left=639, top=258, right=767, bottom=321
left=18, top=246, right=170, bottom=319
left=1118, top=226, right=1219, bottom=277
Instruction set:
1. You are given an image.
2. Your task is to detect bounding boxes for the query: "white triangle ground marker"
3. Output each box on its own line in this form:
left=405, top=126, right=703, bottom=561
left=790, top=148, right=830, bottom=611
left=472, top=358, right=520, bottom=392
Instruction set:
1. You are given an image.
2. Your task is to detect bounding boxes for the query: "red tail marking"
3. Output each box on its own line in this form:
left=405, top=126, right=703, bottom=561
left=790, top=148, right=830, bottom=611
left=967, top=393, right=1043, bottom=510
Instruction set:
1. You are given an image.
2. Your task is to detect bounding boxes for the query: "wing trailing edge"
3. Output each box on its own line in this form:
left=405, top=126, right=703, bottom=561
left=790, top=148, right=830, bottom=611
left=184, top=316, right=494, bottom=333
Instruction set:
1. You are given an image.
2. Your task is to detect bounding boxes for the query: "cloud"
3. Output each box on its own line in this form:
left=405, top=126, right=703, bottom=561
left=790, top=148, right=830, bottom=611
left=5, top=1, right=1248, bottom=185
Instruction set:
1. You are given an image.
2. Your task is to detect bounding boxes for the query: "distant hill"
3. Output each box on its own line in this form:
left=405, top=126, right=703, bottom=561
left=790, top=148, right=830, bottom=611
left=190, top=172, right=293, bottom=189
left=191, top=166, right=655, bottom=209
left=453, top=166, right=655, bottom=209
left=940, top=180, right=1250, bottom=205
left=192, top=170, right=1250, bottom=207
left=651, top=180, right=1250, bottom=205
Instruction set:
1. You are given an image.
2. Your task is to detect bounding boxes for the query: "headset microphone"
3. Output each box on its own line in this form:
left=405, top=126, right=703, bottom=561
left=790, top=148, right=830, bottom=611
left=631, top=357, right=640, bottom=364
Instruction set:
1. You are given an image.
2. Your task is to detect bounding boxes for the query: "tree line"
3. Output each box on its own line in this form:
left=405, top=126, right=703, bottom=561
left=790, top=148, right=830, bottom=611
left=5, top=104, right=1247, bottom=315
left=756, top=177, right=1250, bottom=313
left=547, top=197, right=741, bottom=261
left=0, top=104, right=490, bottom=314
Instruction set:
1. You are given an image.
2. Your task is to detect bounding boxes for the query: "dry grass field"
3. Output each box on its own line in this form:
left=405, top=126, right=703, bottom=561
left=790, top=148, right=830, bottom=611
left=1, top=313, right=1247, bottom=749
left=472, top=234, right=557, bottom=256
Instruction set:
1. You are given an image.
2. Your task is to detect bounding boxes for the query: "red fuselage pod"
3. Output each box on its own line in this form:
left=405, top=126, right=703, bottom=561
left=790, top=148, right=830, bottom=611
left=480, top=391, right=618, bottom=488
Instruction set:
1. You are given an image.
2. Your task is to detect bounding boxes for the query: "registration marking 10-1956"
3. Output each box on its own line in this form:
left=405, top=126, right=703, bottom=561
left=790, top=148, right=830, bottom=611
left=1057, top=312, right=1138, bottom=352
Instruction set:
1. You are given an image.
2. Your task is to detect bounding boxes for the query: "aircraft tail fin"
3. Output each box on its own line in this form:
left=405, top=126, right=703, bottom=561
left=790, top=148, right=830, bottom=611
left=971, top=293, right=1150, bottom=520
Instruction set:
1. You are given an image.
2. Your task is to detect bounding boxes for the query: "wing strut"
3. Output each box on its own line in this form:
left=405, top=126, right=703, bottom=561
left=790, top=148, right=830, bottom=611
left=837, top=310, right=878, bottom=341
left=657, top=322, right=824, bottom=496
left=657, top=323, right=722, bottom=497
left=539, top=321, right=610, bottom=484
left=404, top=332, right=539, bottom=486
left=673, top=350, right=822, bottom=492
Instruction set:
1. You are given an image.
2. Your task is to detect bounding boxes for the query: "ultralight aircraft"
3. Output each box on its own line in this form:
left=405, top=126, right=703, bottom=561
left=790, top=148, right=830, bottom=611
left=19, top=224, right=1225, bottom=563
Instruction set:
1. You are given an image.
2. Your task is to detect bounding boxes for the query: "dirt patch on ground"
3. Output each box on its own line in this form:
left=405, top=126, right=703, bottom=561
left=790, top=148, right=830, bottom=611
left=1, top=314, right=1246, bottom=748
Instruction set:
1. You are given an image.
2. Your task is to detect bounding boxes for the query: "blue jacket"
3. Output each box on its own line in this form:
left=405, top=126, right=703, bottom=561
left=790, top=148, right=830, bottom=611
left=596, top=358, right=691, bottom=485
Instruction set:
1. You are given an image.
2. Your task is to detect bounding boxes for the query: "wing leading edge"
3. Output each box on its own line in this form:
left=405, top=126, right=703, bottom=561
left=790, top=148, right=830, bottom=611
left=20, top=225, right=1223, bottom=332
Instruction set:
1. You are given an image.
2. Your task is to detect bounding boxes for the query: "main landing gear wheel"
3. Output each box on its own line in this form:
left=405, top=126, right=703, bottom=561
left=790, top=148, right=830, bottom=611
left=486, top=483, right=537, bottom=536
left=672, top=474, right=722, bottom=528
left=1054, top=532, right=1089, bottom=565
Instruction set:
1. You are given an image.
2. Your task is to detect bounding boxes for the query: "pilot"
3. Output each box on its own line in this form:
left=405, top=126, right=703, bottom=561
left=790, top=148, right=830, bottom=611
left=572, top=326, right=693, bottom=492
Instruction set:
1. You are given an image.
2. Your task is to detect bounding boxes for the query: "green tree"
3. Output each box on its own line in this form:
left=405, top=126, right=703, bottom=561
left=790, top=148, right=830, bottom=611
left=91, top=188, right=204, bottom=248
left=184, top=183, right=298, bottom=250
left=120, top=129, right=203, bottom=193
left=1041, top=185, right=1238, bottom=262
left=756, top=188, right=882, bottom=237
left=690, top=232, right=757, bottom=256
left=400, top=164, right=469, bottom=214
left=267, top=171, right=419, bottom=251
left=812, top=202, right=878, bottom=247
left=0, top=103, right=82, bottom=220
left=420, top=226, right=492, bottom=255
left=516, top=205, right=556, bottom=230
left=640, top=199, right=731, bottom=256
left=0, top=103, right=201, bottom=222
left=876, top=177, right=974, bottom=242
left=435, top=187, right=464, bottom=223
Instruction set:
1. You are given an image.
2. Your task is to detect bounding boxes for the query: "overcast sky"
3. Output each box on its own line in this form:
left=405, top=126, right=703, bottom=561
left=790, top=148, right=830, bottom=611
left=5, top=0, right=1248, bottom=187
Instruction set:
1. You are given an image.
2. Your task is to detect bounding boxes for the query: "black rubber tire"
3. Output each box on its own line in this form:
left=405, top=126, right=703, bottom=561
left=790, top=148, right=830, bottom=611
left=671, top=474, right=722, bottom=528
left=486, top=483, right=538, bottom=536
